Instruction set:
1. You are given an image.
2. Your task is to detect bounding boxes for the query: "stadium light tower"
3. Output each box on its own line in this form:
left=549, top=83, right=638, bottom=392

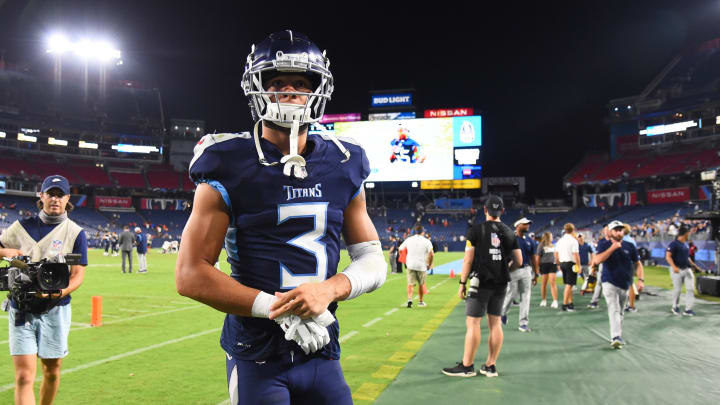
left=46, top=33, right=123, bottom=103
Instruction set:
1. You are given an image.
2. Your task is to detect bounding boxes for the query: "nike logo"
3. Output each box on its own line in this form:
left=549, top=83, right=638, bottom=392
left=226, top=353, right=232, bottom=361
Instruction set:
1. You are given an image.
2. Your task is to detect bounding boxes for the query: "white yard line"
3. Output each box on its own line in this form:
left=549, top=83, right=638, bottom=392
left=338, top=330, right=358, bottom=343
left=384, top=308, right=399, bottom=316
left=118, top=308, right=151, bottom=313
left=0, top=328, right=221, bottom=393
left=362, top=317, right=383, bottom=328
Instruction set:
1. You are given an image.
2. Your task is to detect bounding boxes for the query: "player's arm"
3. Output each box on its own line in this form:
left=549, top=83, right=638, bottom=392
left=427, top=248, right=434, bottom=269
left=593, top=241, right=620, bottom=265
left=509, top=249, right=522, bottom=271
left=665, top=249, right=679, bottom=273
left=458, top=242, right=474, bottom=299
left=573, top=251, right=581, bottom=271
left=270, top=189, right=386, bottom=319
left=634, top=260, right=644, bottom=291
left=175, top=183, right=260, bottom=317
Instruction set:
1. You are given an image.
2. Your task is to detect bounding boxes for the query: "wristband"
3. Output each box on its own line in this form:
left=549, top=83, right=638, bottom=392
left=251, top=291, right=276, bottom=318
left=459, top=280, right=466, bottom=285
left=638, top=278, right=644, bottom=282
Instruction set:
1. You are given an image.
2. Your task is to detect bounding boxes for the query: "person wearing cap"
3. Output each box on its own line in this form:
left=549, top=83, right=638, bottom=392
left=622, top=224, right=640, bottom=313
left=588, top=225, right=610, bottom=309
left=665, top=225, right=698, bottom=316
left=399, top=226, right=434, bottom=307
left=443, top=195, right=521, bottom=378
left=135, top=227, right=149, bottom=273
left=0, top=174, right=88, bottom=404
left=577, top=234, right=595, bottom=294
left=554, top=223, right=581, bottom=312
left=593, top=220, right=644, bottom=349
left=499, top=217, right=537, bottom=332
left=119, top=225, right=136, bottom=273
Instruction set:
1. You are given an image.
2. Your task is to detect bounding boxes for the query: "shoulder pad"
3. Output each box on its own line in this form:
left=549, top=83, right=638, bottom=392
left=190, top=133, right=251, bottom=169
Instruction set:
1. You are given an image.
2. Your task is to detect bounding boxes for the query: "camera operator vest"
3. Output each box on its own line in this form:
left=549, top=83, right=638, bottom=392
left=1, top=218, right=82, bottom=315
left=1, top=219, right=83, bottom=261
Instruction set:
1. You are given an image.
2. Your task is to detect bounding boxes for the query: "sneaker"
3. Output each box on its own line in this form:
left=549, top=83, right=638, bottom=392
left=611, top=336, right=625, bottom=349
left=672, top=306, right=681, bottom=315
left=442, top=362, right=476, bottom=377
left=539, top=299, right=547, bottom=307
left=588, top=302, right=598, bottom=309
left=550, top=300, right=559, bottom=309
left=418, top=301, right=427, bottom=307
left=568, top=303, right=576, bottom=311
left=625, top=306, right=637, bottom=313
left=562, top=304, right=567, bottom=312
left=683, top=309, right=696, bottom=317
left=512, top=300, right=520, bottom=307
left=407, top=301, right=412, bottom=308
left=479, top=364, right=498, bottom=377
left=501, top=315, right=507, bottom=325
left=518, top=325, right=531, bottom=332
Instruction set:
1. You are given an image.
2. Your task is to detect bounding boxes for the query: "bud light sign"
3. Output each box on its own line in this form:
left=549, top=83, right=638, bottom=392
left=371, top=93, right=413, bottom=107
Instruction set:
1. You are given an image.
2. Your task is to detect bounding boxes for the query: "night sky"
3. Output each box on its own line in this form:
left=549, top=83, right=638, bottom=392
left=1, top=0, right=719, bottom=199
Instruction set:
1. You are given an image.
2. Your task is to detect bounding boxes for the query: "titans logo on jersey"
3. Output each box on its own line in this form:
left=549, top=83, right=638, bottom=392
left=189, top=132, right=370, bottom=361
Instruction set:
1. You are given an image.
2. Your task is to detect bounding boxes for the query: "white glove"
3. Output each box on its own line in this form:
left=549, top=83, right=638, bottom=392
left=275, top=314, right=323, bottom=354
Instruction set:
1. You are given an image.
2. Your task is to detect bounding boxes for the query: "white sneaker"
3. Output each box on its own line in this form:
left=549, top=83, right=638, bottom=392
left=550, top=300, right=559, bottom=309
left=418, top=301, right=427, bottom=307
left=539, top=299, right=547, bottom=307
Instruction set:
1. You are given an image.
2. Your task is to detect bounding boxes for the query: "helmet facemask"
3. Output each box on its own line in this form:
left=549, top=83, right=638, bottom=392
left=243, top=31, right=349, bottom=179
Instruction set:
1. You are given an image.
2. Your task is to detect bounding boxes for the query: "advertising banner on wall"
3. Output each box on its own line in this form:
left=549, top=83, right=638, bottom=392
left=582, top=192, right=637, bottom=208
left=319, top=113, right=361, bottom=124
left=140, top=198, right=188, bottom=210
left=646, top=187, right=690, bottom=204
left=95, top=196, right=132, bottom=209
left=424, top=108, right=474, bottom=118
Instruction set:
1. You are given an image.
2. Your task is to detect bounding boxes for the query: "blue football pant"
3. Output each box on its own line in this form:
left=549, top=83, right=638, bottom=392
left=225, top=351, right=352, bottom=405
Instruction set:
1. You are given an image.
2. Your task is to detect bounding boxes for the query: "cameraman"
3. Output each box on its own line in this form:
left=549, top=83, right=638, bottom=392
left=0, top=175, right=87, bottom=405
left=442, top=195, right=521, bottom=378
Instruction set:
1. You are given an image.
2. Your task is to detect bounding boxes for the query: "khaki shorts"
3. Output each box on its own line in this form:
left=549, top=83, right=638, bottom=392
left=406, top=269, right=427, bottom=285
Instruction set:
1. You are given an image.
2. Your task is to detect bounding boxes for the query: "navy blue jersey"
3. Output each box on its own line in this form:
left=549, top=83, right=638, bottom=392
left=597, top=239, right=639, bottom=289
left=666, top=239, right=690, bottom=269
left=189, top=132, right=369, bottom=361
left=578, top=243, right=594, bottom=265
left=1, top=216, right=88, bottom=306
left=135, top=233, right=148, bottom=254
left=516, top=234, right=534, bottom=267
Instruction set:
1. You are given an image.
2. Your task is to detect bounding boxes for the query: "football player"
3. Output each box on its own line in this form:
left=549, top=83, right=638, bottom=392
left=176, top=31, right=386, bottom=405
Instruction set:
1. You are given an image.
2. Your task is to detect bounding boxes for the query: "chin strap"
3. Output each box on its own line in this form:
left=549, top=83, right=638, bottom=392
left=252, top=120, right=307, bottom=179
left=280, top=120, right=308, bottom=179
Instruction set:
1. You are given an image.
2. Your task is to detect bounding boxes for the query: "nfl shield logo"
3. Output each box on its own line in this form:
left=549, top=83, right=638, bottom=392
left=51, top=240, right=63, bottom=251
left=491, top=233, right=500, bottom=248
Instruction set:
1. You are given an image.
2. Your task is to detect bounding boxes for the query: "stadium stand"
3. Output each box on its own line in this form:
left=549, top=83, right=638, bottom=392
left=147, top=165, right=182, bottom=190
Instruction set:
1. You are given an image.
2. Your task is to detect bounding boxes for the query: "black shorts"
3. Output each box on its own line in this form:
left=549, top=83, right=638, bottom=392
left=466, top=285, right=507, bottom=318
left=540, top=263, right=556, bottom=275
left=560, top=262, right=577, bottom=285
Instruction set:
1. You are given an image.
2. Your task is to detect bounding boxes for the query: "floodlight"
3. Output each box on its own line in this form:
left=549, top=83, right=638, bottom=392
left=47, top=34, right=71, bottom=54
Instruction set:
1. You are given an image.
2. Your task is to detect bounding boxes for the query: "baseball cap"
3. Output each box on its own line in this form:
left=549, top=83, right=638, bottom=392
left=484, top=195, right=504, bottom=217
left=607, top=220, right=625, bottom=230
left=514, top=217, right=532, bottom=228
left=134, top=227, right=142, bottom=233
left=41, top=175, right=70, bottom=195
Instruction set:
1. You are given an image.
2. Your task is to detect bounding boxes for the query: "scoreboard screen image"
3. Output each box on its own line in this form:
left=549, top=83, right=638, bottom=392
left=334, top=116, right=482, bottom=182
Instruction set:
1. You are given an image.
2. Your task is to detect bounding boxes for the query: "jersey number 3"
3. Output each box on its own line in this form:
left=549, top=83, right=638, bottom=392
left=277, top=202, right=328, bottom=288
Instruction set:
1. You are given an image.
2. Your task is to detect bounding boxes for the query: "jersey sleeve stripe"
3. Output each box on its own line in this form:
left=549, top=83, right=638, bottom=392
left=206, top=180, right=234, bottom=222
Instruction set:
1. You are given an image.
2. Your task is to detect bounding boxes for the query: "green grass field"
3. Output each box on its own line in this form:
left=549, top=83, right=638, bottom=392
left=0, top=250, right=715, bottom=404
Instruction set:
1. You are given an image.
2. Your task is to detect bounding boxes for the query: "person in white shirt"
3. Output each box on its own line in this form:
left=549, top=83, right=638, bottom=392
left=400, top=226, right=434, bottom=308
left=554, top=223, right=581, bottom=312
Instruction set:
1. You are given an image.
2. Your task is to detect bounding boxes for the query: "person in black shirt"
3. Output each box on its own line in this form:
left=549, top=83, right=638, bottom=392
left=443, top=195, right=521, bottom=378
